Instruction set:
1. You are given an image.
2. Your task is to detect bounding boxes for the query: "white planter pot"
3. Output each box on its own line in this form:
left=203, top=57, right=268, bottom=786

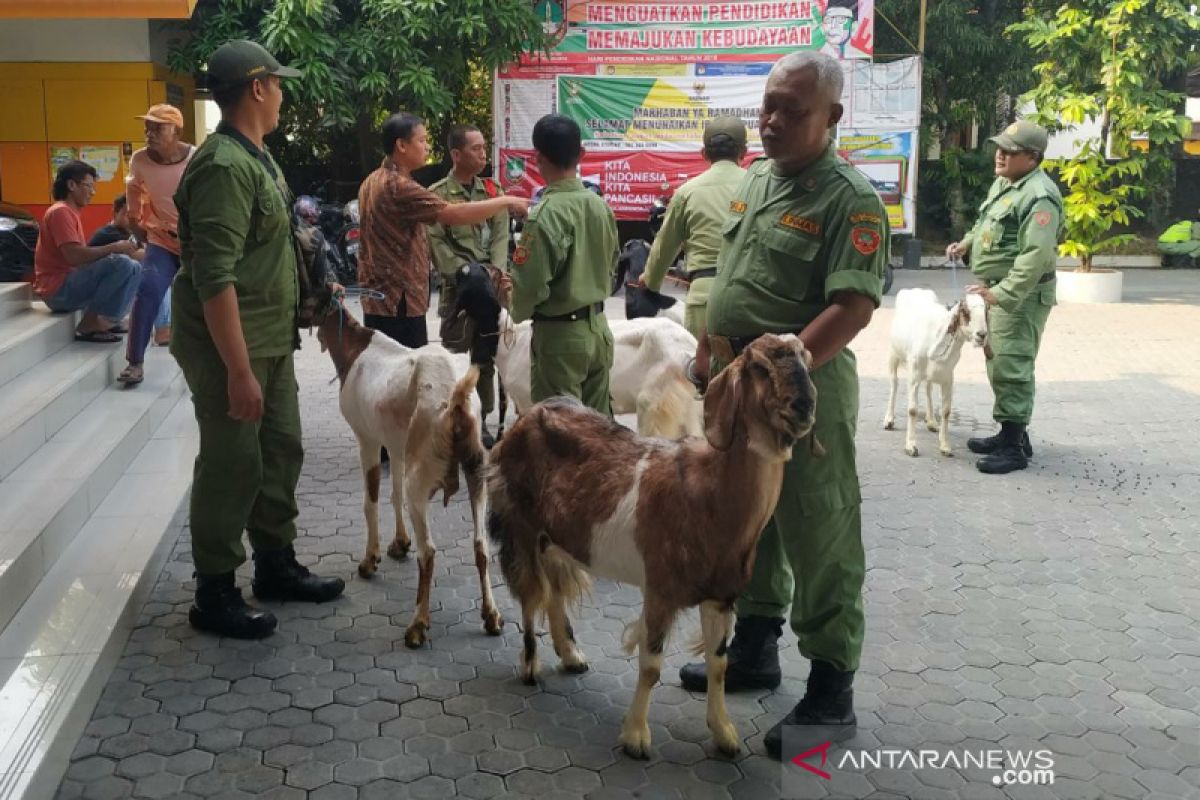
left=1056, top=269, right=1123, bottom=304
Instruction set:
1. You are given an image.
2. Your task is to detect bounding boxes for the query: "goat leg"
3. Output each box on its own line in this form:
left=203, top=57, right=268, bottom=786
left=938, top=382, right=954, bottom=457
left=357, top=440, right=383, bottom=578
left=387, top=461, right=411, bottom=560
left=467, top=460, right=503, bottom=636
left=547, top=600, right=588, bottom=673
left=520, top=607, right=539, bottom=685
left=701, top=601, right=740, bottom=756
left=404, top=489, right=435, bottom=648
left=619, top=602, right=672, bottom=760
left=925, top=382, right=938, bottom=431
left=905, top=377, right=921, bottom=457
left=496, top=376, right=507, bottom=441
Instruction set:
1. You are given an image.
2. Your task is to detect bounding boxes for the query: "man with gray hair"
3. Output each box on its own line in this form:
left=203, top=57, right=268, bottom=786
left=677, top=51, right=887, bottom=761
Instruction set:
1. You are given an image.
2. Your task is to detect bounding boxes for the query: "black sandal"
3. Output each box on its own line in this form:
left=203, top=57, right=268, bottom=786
left=75, top=330, right=121, bottom=343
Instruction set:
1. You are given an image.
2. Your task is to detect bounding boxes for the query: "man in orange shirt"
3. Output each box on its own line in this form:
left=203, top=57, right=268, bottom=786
left=33, top=160, right=142, bottom=342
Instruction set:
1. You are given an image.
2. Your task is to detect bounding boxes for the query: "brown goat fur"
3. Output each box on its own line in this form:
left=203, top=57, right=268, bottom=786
left=487, top=334, right=817, bottom=759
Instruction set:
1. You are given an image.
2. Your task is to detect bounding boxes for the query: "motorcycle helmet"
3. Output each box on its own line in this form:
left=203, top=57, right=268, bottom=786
left=293, top=195, right=320, bottom=225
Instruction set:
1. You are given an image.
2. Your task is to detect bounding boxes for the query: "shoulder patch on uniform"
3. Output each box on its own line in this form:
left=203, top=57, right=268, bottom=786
left=1034, top=210, right=1052, bottom=227
left=850, top=212, right=882, bottom=225
left=730, top=200, right=747, bottom=214
left=780, top=213, right=821, bottom=235
left=512, top=245, right=529, bottom=265
left=851, top=226, right=882, bottom=256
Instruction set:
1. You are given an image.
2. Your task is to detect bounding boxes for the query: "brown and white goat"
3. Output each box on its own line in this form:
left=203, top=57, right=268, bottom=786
left=315, top=292, right=503, bottom=647
left=486, top=334, right=817, bottom=758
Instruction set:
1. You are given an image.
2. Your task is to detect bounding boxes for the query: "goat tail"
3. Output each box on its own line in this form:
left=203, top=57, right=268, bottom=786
left=435, top=366, right=484, bottom=507
left=636, top=361, right=702, bottom=439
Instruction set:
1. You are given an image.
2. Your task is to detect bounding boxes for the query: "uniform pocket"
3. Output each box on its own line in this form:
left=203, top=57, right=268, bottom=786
left=253, top=189, right=288, bottom=244
left=721, top=214, right=743, bottom=239
left=755, top=227, right=820, bottom=301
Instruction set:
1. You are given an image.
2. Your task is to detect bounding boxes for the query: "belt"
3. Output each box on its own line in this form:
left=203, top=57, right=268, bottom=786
left=987, top=272, right=1055, bottom=288
left=707, top=333, right=762, bottom=363
left=688, top=267, right=717, bottom=281
left=531, top=302, right=604, bottom=323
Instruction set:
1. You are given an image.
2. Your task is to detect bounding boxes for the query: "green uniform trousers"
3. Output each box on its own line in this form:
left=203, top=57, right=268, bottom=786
left=732, top=352, right=866, bottom=673
left=530, top=314, right=614, bottom=416
left=179, top=351, right=302, bottom=575
left=986, top=285, right=1053, bottom=425
left=438, top=281, right=499, bottom=416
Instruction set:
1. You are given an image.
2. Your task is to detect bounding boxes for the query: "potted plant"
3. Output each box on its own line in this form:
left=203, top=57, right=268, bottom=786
left=1012, top=0, right=1199, bottom=304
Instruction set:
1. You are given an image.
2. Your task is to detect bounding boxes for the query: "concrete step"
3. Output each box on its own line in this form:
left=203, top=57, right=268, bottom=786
left=0, top=396, right=196, bottom=800
left=0, top=284, right=30, bottom=324
left=0, top=340, right=125, bottom=482
left=0, top=306, right=75, bottom=389
left=0, top=345, right=186, bottom=638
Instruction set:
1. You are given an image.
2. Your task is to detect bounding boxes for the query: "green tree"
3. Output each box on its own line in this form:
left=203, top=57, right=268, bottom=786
left=875, top=0, right=1036, bottom=238
left=1012, top=0, right=1198, bottom=271
left=168, top=0, right=547, bottom=190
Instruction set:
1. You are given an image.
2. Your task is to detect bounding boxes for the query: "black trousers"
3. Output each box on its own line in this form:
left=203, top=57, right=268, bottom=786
left=364, top=297, right=428, bottom=349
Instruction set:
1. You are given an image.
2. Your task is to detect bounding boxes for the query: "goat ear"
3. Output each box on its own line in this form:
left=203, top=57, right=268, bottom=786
left=946, top=301, right=964, bottom=335
left=703, top=362, right=742, bottom=451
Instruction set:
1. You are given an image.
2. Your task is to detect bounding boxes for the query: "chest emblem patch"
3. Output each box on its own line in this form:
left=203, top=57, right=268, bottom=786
left=851, top=226, right=882, bottom=256
left=513, top=245, right=529, bottom=265
left=1034, top=210, right=1052, bottom=227
left=780, top=214, right=821, bottom=235
left=730, top=200, right=747, bottom=214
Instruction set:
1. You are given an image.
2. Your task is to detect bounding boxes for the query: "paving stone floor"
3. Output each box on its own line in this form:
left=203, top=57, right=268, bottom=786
left=57, top=270, right=1200, bottom=799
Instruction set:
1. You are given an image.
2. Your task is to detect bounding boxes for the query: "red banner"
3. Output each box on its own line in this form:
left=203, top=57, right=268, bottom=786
left=498, top=148, right=760, bottom=220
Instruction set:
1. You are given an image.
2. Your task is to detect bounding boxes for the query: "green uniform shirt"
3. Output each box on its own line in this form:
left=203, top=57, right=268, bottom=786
left=963, top=168, right=1064, bottom=312
left=643, top=160, right=747, bottom=309
left=707, top=147, right=888, bottom=339
left=427, top=174, right=509, bottom=275
left=510, top=178, right=618, bottom=323
left=173, top=123, right=298, bottom=360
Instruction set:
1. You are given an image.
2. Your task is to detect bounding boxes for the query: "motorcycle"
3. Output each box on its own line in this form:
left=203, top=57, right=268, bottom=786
left=337, top=199, right=361, bottom=286
left=0, top=202, right=38, bottom=283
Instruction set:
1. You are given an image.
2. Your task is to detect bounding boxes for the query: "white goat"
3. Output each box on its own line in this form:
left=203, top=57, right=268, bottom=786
left=884, top=289, right=988, bottom=457
left=494, top=309, right=703, bottom=439
left=315, top=294, right=503, bottom=648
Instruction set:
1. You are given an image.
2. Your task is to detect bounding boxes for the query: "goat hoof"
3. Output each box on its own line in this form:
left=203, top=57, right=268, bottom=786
left=711, top=722, right=741, bottom=757
left=619, top=728, right=653, bottom=760
left=520, top=662, right=538, bottom=686
left=482, top=610, right=504, bottom=636
left=562, top=660, right=590, bottom=675
left=357, top=561, right=378, bottom=579
left=387, top=541, right=410, bottom=560
left=905, top=446, right=919, bottom=457
left=404, top=623, right=429, bottom=649
left=940, top=448, right=953, bottom=457
left=883, top=421, right=894, bottom=431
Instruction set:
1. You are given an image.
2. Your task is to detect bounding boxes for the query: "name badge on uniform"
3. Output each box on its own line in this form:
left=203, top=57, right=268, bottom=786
left=780, top=213, right=821, bottom=236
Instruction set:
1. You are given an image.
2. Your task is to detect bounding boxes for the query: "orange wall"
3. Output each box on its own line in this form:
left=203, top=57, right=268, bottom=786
left=0, top=62, right=195, bottom=235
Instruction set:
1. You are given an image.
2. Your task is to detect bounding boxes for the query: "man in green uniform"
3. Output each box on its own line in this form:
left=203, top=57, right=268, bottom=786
left=510, top=114, right=618, bottom=415
left=636, top=116, right=748, bottom=338
left=675, top=52, right=887, bottom=761
left=173, top=40, right=345, bottom=640
left=947, top=120, right=1062, bottom=475
left=429, top=124, right=509, bottom=445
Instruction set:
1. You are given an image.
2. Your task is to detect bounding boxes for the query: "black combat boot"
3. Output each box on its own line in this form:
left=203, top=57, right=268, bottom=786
left=968, top=423, right=1033, bottom=458
left=764, top=660, right=857, bottom=760
left=679, top=616, right=784, bottom=692
left=189, top=572, right=277, bottom=639
left=976, top=422, right=1031, bottom=474
left=252, top=545, right=346, bottom=603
